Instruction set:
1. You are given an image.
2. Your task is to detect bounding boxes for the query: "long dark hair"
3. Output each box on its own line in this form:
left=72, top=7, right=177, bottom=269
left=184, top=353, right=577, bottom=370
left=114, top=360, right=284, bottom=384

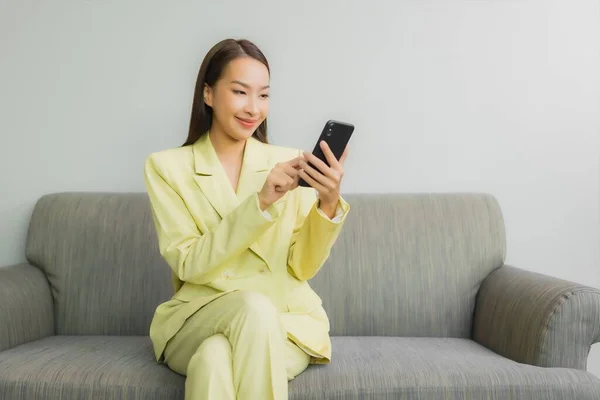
left=182, top=39, right=270, bottom=146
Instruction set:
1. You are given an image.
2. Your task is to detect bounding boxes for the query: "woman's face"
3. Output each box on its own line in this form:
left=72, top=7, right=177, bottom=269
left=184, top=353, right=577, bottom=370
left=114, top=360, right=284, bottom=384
left=205, top=56, right=270, bottom=142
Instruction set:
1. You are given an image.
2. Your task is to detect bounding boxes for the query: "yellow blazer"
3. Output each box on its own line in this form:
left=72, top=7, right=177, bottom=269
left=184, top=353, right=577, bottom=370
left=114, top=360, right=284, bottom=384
left=143, top=133, right=350, bottom=364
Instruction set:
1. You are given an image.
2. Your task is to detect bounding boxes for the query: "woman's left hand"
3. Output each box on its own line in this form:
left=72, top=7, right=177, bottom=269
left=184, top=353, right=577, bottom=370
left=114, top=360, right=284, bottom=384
left=299, top=141, right=349, bottom=218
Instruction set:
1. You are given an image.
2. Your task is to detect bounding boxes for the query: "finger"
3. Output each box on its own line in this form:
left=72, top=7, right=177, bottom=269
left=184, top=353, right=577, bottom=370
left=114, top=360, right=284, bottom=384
left=320, top=141, right=340, bottom=169
left=269, top=172, right=286, bottom=188
left=298, top=169, right=327, bottom=193
left=300, top=157, right=339, bottom=185
left=272, top=171, right=295, bottom=191
left=284, top=156, right=303, bottom=169
left=280, top=163, right=300, bottom=179
left=302, top=152, right=337, bottom=180
left=299, top=159, right=335, bottom=189
left=291, top=171, right=300, bottom=189
left=339, top=145, right=349, bottom=165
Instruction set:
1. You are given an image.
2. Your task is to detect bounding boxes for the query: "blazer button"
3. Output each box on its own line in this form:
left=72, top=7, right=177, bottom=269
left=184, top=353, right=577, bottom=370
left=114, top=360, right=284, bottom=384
left=223, top=270, right=232, bottom=279
left=259, top=268, right=266, bottom=274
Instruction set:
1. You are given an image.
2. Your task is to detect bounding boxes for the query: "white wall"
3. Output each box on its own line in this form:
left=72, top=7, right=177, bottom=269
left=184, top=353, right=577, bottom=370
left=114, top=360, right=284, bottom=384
left=1, top=0, right=599, bottom=375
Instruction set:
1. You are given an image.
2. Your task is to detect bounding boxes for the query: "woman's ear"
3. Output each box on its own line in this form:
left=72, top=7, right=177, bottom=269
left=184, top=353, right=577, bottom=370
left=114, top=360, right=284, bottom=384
left=203, top=84, right=213, bottom=107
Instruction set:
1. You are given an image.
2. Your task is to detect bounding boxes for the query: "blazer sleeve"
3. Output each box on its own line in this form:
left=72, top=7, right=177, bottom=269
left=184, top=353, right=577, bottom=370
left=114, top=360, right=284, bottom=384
left=287, top=188, right=350, bottom=281
left=144, top=155, right=280, bottom=285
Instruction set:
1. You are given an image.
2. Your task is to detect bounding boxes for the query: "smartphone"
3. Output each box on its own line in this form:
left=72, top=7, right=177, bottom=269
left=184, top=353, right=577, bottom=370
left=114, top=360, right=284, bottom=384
left=298, top=120, right=354, bottom=187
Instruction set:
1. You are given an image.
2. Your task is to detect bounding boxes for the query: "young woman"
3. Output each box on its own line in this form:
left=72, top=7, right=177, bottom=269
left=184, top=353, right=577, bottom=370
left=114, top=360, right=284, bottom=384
left=144, top=38, right=350, bottom=400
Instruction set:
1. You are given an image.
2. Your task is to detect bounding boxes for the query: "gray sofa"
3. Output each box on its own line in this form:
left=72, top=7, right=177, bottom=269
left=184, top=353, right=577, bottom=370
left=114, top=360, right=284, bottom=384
left=1, top=192, right=599, bottom=399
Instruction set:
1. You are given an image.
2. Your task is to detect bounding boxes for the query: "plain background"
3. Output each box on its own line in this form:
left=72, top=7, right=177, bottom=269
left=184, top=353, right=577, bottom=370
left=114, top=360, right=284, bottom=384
left=1, top=0, right=599, bottom=376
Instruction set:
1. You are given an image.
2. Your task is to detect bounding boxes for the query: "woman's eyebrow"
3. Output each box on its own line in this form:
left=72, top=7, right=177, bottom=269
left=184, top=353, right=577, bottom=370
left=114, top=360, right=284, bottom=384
left=230, top=80, right=270, bottom=90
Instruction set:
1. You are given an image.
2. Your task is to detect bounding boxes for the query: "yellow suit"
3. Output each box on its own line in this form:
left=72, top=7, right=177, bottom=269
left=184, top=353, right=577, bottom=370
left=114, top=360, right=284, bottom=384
left=143, top=133, right=350, bottom=371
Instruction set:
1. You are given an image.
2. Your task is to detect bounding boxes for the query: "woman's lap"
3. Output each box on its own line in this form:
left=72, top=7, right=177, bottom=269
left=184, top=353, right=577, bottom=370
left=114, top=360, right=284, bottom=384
left=163, top=290, right=310, bottom=380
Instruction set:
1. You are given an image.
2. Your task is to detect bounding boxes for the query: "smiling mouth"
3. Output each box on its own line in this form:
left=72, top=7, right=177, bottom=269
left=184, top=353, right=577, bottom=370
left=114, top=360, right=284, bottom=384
left=236, top=117, right=258, bottom=127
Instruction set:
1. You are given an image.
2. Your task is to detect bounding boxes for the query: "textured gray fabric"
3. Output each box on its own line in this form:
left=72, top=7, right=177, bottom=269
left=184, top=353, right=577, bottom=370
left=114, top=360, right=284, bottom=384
left=0, top=336, right=184, bottom=400
left=25, top=193, right=174, bottom=335
left=309, top=193, right=507, bottom=337
left=11, top=191, right=600, bottom=398
left=1, top=336, right=598, bottom=400
left=289, top=337, right=600, bottom=399
left=0, top=263, right=54, bottom=352
left=473, top=265, right=600, bottom=370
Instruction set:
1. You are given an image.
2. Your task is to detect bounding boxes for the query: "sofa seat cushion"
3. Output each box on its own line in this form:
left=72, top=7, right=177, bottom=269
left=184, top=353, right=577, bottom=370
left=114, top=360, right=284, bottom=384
left=1, top=336, right=599, bottom=400
left=289, top=337, right=600, bottom=399
left=0, top=336, right=183, bottom=399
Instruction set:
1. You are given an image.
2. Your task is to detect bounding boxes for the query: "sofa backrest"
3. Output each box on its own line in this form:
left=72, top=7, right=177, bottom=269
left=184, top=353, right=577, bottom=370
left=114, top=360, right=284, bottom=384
left=310, top=193, right=506, bottom=338
left=26, top=193, right=173, bottom=335
left=25, top=192, right=506, bottom=338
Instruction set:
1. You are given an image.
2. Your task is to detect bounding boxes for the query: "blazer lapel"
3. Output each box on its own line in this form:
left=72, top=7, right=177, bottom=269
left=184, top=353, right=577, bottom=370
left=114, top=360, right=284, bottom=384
left=192, top=134, right=273, bottom=268
left=235, top=136, right=270, bottom=202
left=235, top=137, right=272, bottom=268
left=192, top=134, right=239, bottom=220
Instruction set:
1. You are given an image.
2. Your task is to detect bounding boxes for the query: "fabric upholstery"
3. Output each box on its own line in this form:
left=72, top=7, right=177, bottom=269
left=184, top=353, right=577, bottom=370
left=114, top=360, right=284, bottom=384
left=309, top=193, right=507, bottom=337
left=25, top=193, right=174, bottom=335
left=0, top=263, right=54, bottom=352
left=0, top=336, right=184, bottom=399
left=2, top=336, right=597, bottom=400
left=473, top=265, right=600, bottom=370
left=25, top=192, right=507, bottom=339
left=7, top=191, right=598, bottom=399
left=289, top=337, right=600, bottom=399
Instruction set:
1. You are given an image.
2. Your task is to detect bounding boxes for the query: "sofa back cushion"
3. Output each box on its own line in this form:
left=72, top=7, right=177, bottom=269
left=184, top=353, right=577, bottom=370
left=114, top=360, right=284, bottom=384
left=26, top=193, right=172, bottom=335
left=26, top=192, right=506, bottom=338
left=309, top=193, right=506, bottom=338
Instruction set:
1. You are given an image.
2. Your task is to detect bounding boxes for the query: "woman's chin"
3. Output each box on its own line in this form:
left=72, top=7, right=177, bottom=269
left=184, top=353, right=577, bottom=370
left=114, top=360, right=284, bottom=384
left=228, top=127, right=256, bottom=141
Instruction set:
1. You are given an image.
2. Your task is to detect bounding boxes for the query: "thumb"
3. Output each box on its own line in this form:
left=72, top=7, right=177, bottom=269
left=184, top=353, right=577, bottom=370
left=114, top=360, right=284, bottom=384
left=291, top=170, right=300, bottom=189
left=286, top=156, right=303, bottom=169
left=339, top=145, right=349, bottom=165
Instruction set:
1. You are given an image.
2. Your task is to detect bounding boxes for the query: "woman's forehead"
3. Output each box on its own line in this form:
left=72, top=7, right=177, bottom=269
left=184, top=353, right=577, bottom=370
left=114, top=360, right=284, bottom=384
left=222, top=57, right=270, bottom=87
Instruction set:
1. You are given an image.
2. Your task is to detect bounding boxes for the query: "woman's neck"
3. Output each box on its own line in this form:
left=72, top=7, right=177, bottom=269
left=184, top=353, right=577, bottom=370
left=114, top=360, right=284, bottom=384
left=209, top=128, right=246, bottom=164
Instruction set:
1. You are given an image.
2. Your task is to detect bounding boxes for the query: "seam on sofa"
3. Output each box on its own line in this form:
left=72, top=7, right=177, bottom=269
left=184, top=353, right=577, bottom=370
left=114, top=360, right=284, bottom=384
left=484, top=194, right=507, bottom=266
left=538, top=288, right=599, bottom=367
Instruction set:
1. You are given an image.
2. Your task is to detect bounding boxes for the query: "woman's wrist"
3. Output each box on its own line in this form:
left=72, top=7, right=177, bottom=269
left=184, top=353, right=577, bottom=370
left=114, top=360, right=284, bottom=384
left=318, top=197, right=339, bottom=219
left=257, top=192, right=270, bottom=211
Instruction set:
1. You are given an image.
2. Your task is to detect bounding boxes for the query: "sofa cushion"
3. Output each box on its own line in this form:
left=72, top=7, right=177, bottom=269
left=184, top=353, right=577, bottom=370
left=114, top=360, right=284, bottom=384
left=26, top=192, right=507, bottom=338
left=0, top=336, right=183, bottom=399
left=2, top=336, right=598, bottom=400
left=289, top=337, right=600, bottom=399
left=310, top=193, right=507, bottom=338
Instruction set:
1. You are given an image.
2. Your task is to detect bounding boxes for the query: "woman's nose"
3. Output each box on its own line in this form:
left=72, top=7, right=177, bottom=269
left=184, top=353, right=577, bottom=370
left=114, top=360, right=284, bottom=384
left=244, top=97, right=259, bottom=115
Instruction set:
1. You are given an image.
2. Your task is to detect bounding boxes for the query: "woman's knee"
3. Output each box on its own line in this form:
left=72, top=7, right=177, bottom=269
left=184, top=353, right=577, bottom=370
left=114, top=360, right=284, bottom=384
left=285, top=340, right=311, bottom=381
left=189, top=334, right=232, bottom=370
left=230, top=291, right=278, bottom=319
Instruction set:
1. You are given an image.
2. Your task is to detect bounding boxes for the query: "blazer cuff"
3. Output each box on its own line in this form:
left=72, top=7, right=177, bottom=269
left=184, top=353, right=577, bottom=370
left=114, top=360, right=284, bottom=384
left=316, top=193, right=349, bottom=224
left=316, top=201, right=344, bottom=223
left=256, top=193, right=281, bottom=221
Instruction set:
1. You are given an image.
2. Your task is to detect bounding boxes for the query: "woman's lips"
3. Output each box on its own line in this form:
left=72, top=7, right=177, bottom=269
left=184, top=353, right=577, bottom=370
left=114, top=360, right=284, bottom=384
left=236, top=117, right=258, bottom=128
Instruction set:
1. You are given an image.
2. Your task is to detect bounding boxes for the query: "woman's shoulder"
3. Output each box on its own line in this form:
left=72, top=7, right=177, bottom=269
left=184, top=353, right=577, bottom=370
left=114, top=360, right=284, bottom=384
left=146, top=145, right=192, bottom=162
left=144, top=145, right=194, bottom=177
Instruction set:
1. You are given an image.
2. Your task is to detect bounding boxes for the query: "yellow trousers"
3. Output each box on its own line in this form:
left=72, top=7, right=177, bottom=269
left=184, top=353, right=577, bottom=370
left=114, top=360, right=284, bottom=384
left=163, top=291, right=311, bottom=400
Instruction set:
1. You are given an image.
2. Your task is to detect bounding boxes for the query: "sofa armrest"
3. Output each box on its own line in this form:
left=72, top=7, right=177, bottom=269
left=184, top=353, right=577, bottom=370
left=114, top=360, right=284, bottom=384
left=0, top=263, right=54, bottom=352
left=473, top=265, right=600, bottom=370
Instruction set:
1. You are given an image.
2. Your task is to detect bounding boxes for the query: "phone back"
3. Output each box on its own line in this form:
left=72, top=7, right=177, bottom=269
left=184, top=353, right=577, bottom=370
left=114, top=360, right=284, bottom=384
left=297, top=120, right=354, bottom=187
left=313, top=120, right=354, bottom=166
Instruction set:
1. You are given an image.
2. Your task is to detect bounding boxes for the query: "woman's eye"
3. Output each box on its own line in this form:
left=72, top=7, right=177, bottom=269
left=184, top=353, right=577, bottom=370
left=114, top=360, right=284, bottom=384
left=260, top=94, right=270, bottom=99
left=233, top=89, right=246, bottom=95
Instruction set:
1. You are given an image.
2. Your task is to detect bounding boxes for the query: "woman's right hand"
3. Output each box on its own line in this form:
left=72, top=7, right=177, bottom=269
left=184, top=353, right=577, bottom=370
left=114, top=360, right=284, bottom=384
left=258, top=156, right=302, bottom=211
